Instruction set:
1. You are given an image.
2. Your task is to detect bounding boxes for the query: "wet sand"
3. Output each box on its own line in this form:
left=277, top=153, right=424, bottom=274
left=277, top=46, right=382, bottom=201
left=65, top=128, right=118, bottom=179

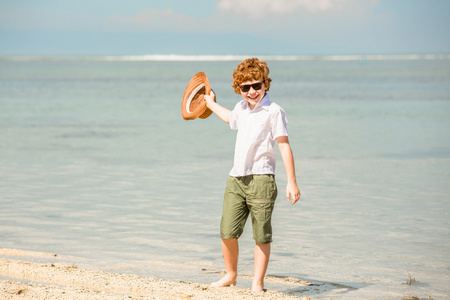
left=0, top=248, right=310, bottom=299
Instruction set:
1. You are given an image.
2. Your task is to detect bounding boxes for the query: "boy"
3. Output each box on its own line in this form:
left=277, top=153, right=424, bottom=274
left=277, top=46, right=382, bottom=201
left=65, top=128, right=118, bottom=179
left=204, top=58, right=301, bottom=292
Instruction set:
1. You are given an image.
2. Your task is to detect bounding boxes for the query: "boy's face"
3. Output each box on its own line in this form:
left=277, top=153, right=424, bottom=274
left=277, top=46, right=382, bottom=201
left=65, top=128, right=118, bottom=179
left=240, top=79, right=266, bottom=109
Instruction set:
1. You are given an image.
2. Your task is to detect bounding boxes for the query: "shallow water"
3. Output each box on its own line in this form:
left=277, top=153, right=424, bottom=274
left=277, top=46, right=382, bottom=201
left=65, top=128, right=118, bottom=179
left=1, top=58, right=449, bottom=299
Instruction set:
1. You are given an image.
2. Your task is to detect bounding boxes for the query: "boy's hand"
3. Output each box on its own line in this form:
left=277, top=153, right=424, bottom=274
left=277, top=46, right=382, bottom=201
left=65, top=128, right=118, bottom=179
left=202, top=90, right=231, bottom=124
left=286, top=182, right=301, bottom=205
left=204, top=90, right=215, bottom=107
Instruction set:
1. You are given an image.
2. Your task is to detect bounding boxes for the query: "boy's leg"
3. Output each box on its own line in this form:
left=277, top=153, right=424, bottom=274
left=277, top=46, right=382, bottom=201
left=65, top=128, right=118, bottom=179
left=247, top=175, right=277, bottom=292
left=252, top=242, right=271, bottom=291
left=212, top=176, right=249, bottom=287
left=211, top=238, right=239, bottom=287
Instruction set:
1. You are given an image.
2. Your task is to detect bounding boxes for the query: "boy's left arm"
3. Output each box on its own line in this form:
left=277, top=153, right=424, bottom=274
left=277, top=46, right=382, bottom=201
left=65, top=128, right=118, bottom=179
left=277, top=136, right=301, bottom=205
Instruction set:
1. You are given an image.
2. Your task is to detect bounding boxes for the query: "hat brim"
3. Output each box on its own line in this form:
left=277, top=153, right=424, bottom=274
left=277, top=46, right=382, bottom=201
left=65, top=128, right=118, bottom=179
left=181, top=72, right=213, bottom=120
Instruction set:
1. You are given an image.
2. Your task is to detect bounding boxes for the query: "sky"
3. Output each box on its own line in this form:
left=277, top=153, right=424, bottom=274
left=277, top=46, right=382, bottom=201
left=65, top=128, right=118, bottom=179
left=0, top=0, right=449, bottom=56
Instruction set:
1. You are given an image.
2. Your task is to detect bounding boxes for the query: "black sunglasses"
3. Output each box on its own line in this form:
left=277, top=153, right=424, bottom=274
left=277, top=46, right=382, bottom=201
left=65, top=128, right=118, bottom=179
left=240, top=82, right=263, bottom=93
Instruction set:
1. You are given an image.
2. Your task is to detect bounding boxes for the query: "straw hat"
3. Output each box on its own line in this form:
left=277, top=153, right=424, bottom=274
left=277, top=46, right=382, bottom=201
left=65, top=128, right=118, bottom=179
left=181, top=72, right=214, bottom=120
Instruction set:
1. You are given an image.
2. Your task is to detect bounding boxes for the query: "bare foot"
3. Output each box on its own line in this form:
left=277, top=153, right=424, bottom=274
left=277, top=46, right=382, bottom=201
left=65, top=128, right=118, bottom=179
left=251, top=280, right=264, bottom=292
left=210, top=274, right=236, bottom=288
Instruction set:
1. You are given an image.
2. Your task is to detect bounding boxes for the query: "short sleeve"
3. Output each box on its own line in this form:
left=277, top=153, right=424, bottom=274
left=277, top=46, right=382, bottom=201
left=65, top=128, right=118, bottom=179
left=271, top=107, right=288, bottom=138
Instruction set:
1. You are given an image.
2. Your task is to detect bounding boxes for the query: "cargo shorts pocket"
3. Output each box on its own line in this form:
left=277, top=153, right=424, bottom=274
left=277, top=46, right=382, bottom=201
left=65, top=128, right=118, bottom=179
left=252, top=199, right=275, bottom=221
left=250, top=198, right=275, bottom=244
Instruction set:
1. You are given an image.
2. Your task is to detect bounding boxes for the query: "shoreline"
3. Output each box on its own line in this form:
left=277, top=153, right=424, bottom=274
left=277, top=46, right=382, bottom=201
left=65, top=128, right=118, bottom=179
left=0, top=248, right=309, bottom=299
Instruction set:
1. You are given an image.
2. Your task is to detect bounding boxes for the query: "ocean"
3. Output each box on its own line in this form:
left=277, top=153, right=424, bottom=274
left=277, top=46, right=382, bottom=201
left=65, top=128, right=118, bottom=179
left=1, top=55, right=449, bottom=299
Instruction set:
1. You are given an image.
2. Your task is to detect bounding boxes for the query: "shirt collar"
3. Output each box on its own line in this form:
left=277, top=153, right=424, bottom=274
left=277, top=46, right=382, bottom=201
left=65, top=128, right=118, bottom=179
left=258, top=93, right=271, bottom=110
left=242, top=93, right=271, bottom=111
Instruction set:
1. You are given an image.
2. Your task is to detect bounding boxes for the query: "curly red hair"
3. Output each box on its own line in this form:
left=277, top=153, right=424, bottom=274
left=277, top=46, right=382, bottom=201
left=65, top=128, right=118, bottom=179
left=232, top=58, right=272, bottom=94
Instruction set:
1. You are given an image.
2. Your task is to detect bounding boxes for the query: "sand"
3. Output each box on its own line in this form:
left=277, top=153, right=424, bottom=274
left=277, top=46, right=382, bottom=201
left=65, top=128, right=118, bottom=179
left=0, top=248, right=310, bottom=299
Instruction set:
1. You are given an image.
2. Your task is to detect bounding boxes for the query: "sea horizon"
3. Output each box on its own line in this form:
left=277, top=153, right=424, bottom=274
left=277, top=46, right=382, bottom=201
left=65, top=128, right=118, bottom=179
left=1, top=53, right=450, bottom=62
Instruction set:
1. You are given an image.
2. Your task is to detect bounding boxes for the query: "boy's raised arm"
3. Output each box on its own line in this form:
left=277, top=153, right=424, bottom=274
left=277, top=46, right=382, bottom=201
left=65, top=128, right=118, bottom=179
left=277, top=136, right=301, bottom=205
left=205, top=91, right=230, bottom=124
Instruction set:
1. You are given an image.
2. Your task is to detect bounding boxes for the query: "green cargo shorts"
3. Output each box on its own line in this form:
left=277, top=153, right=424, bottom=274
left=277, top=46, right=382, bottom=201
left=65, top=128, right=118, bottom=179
left=220, top=175, right=277, bottom=244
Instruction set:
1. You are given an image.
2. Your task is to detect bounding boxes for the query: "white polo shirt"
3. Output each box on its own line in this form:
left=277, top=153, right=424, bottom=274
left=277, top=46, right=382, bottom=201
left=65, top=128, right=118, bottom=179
left=228, top=94, right=288, bottom=177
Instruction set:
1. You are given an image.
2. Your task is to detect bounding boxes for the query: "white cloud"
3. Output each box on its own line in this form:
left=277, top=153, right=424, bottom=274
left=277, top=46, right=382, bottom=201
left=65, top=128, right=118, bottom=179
left=104, top=0, right=380, bottom=40
left=217, top=0, right=355, bottom=19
